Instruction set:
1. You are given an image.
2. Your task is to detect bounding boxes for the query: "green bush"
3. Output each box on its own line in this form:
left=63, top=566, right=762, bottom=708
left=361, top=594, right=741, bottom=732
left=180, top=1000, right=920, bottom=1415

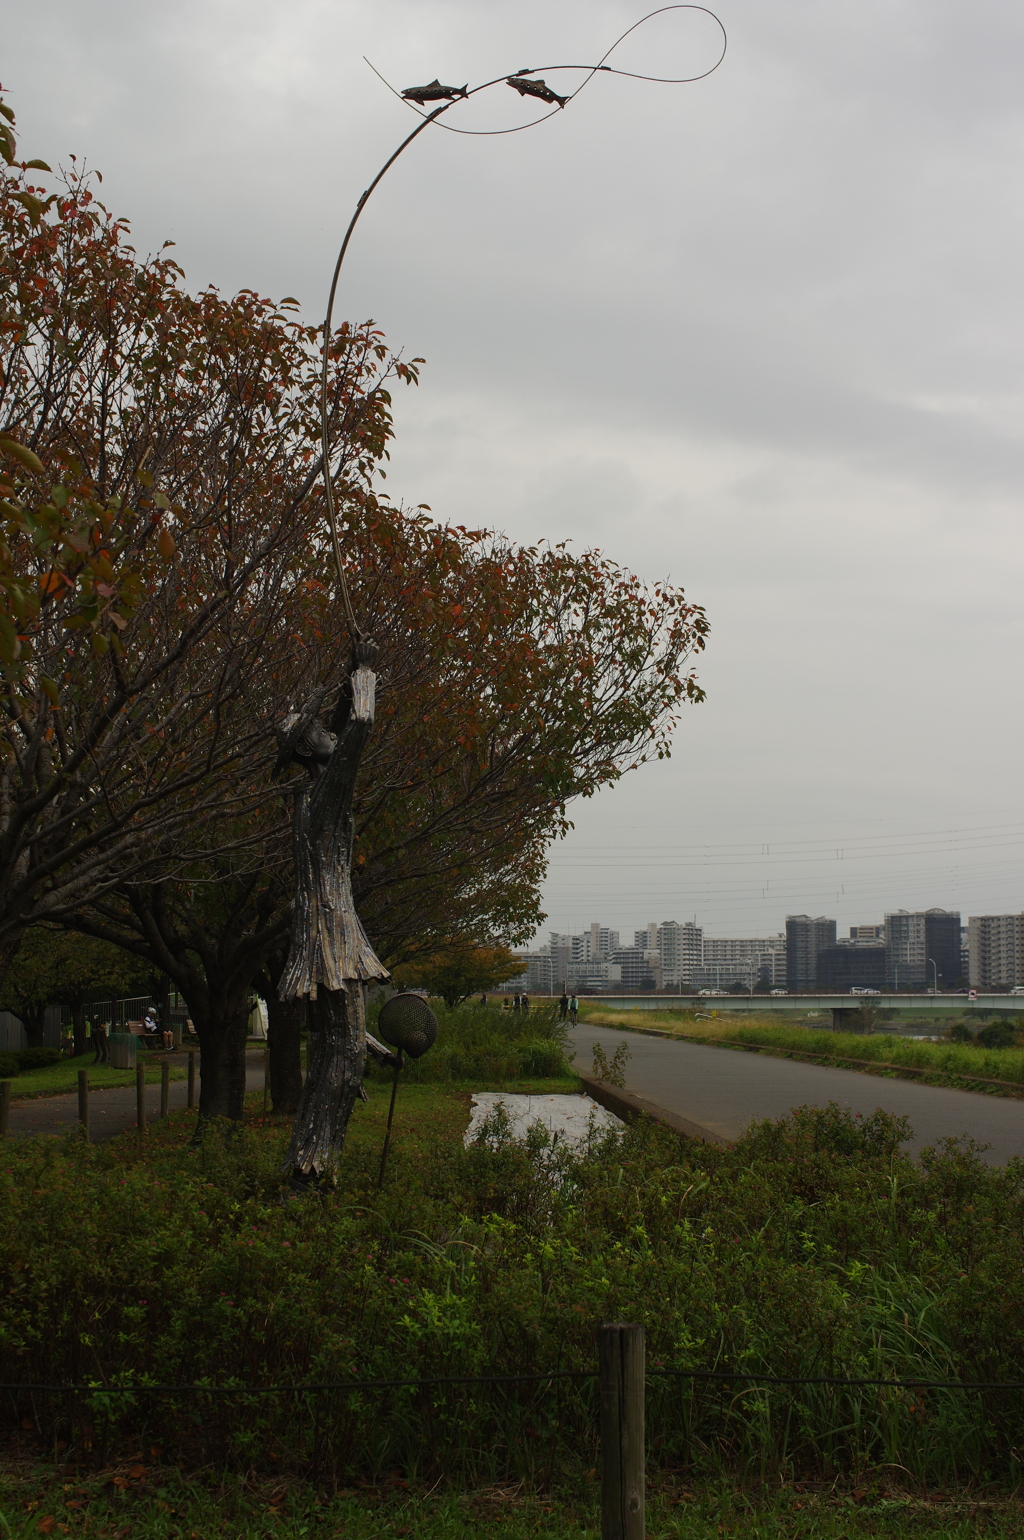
left=366, top=998, right=574, bottom=1083
left=14, top=1046, right=61, bottom=1070
left=976, top=1022, right=1017, bottom=1050
left=0, top=1052, right=19, bottom=1078
left=4, top=1097, right=1024, bottom=1489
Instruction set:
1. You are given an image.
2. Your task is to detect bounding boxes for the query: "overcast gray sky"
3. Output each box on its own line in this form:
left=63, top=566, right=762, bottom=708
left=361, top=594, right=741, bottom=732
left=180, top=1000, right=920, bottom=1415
left=9, top=0, right=1024, bottom=940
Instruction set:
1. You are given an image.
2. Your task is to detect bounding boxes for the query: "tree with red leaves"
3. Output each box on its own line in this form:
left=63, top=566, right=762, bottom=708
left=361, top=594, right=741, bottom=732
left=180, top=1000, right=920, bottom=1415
left=0, top=89, right=416, bottom=984
left=1, top=88, right=709, bottom=1127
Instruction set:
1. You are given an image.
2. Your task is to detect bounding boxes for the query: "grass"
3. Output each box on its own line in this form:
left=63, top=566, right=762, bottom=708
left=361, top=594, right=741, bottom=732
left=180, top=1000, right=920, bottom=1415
left=580, top=1005, right=1024, bottom=1093
left=366, top=996, right=575, bottom=1084
left=7, top=1057, right=189, bottom=1100
left=4, top=1464, right=1024, bottom=1539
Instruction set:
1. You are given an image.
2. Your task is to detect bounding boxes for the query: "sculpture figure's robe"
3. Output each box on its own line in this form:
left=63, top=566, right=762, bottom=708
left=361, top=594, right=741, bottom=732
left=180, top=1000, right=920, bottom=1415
left=281, top=664, right=389, bottom=1176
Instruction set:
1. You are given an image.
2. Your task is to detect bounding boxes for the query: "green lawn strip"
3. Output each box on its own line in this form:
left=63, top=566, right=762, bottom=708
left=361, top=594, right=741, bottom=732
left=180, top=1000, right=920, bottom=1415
left=2, top=1467, right=1023, bottom=1540
left=7, top=1058, right=190, bottom=1100
left=580, top=1008, right=1024, bottom=1097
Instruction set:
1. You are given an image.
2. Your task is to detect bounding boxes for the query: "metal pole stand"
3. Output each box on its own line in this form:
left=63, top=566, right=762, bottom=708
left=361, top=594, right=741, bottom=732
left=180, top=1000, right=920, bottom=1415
left=160, top=1060, right=170, bottom=1119
left=600, top=1322, right=645, bottom=1540
left=77, top=1070, right=89, bottom=1142
left=136, top=1063, right=147, bottom=1134
left=377, top=1052, right=404, bottom=1190
left=187, top=1050, right=196, bottom=1109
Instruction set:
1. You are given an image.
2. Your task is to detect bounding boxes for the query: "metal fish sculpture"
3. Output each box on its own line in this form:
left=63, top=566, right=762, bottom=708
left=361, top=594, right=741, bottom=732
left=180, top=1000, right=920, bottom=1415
left=506, top=75, right=569, bottom=108
left=401, top=79, right=469, bottom=103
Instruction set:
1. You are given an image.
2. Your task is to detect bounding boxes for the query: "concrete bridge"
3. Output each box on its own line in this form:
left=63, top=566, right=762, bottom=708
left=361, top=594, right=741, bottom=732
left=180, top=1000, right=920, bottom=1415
left=579, top=993, right=1024, bottom=1031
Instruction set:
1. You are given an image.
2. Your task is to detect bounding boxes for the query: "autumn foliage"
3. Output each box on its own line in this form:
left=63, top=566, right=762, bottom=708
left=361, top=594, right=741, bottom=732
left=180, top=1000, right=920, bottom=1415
left=0, top=86, right=708, bottom=1118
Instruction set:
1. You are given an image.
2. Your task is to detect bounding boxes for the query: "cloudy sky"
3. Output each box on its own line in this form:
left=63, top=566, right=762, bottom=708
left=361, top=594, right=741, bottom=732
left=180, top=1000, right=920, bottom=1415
left=10, top=0, right=1024, bottom=941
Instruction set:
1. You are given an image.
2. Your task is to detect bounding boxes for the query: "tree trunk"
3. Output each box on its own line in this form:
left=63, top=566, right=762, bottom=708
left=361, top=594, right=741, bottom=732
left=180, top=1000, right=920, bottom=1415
left=72, top=1000, right=88, bottom=1057
left=20, top=1005, right=47, bottom=1049
left=188, top=996, right=251, bottom=1122
left=150, top=972, right=172, bottom=1029
left=266, top=994, right=304, bottom=1115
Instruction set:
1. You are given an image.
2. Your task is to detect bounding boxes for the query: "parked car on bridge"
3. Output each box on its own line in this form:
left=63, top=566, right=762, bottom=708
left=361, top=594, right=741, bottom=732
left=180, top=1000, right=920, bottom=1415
left=850, top=987, right=881, bottom=995
left=770, top=988, right=788, bottom=996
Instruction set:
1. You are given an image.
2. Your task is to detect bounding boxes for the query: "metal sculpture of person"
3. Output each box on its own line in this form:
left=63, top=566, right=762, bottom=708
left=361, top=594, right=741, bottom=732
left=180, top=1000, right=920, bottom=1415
left=275, top=636, right=397, bottom=1189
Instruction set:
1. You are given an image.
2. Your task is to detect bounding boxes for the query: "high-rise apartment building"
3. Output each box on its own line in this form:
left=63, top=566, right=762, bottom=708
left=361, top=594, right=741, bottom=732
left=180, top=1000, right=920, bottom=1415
left=693, top=934, right=786, bottom=992
left=654, top=921, right=704, bottom=987
left=610, top=948, right=661, bottom=990
left=816, top=944, right=886, bottom=992
left=885, top=909, right=961, bottom=988
left=924, top=909, right=962, bottom=988
left=785, top=916, right=837, bottom=991
left=884, top=911, right=926, bottom=988
left=589, top=924, right=620, bottom=960
left=968, top=914, right=1024, bottom=990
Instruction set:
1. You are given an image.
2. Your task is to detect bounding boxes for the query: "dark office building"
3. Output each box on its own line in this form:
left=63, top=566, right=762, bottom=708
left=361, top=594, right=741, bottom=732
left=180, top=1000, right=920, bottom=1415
left=924, top=908, right=963, bottom=989
left=816, top=944, right=886, bottom=992
left=786, top=914, right=837, bottom=991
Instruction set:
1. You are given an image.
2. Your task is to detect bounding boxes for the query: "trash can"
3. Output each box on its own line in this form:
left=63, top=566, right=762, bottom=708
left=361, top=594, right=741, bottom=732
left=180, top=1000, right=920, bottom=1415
left=108, top=1032, right=137, bottom=1069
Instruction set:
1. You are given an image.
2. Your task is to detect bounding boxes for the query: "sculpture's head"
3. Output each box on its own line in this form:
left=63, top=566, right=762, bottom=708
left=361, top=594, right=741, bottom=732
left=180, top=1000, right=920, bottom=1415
left=292, top=717, right=337, bottom=768
left=274, top=686, right=335, bottom=774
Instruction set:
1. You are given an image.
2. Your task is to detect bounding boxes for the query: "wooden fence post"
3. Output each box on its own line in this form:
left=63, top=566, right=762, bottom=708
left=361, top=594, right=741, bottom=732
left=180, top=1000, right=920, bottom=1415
left=77, top=1070, right=89, bottom=1142
left=136, top=1063, right=147, bottom=1133
left=600, top=1322, right=645, bottom=1540
left=160, top=1060, right=170, bottom=1120
left=187, top=1050, right=196, bottom=1109
left=0, top=1080, right=10, bottom=1138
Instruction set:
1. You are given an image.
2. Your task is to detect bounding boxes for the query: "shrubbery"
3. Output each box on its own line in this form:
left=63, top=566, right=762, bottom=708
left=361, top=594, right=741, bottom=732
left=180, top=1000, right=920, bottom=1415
left=14, top=1046, right=61, bottom=1070
left=0, top=1046, right=62, bottom=1077
left=3, top=1094, right=1024, bottom=1489
left=366, top=997, right=574, bottom=1083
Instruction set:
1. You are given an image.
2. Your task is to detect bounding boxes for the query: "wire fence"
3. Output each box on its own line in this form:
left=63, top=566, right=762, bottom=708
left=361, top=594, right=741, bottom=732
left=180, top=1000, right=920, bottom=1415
left=6, top=1345, right=1024, bottom=1503
left=5, top=1368, right=1024, bottom=1395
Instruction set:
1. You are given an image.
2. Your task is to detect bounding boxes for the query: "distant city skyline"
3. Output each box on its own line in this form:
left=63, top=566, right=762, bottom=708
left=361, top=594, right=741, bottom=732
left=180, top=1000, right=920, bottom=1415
left=532, top=815, right=1024, bottom=945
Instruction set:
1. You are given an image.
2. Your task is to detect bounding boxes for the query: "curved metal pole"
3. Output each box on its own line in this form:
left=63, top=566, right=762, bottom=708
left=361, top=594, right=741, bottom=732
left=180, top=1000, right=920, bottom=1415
left=319, top=102, right=455, bottom=639
left=320, top=6, right=727, bottom=638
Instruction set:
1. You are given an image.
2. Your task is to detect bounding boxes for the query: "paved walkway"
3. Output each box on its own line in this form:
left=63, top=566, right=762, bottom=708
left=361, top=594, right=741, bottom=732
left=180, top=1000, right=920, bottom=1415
left=5, top=1055, right=267, bottom=1143
left=571, top=1022, right=1024, bottom=1164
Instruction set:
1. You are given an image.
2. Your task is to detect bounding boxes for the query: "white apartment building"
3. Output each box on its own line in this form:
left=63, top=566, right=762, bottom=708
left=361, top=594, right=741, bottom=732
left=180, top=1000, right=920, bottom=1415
left=652, top=921, right=704, bottom=986
left=968, top=914, right=1024, bottom=990
left=885, top=911, right=927, bottom=988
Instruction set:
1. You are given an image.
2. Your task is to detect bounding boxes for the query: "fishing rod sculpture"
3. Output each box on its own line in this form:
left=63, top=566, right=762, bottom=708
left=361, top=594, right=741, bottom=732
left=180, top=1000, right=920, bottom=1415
left=278, top=6, right=726, bottom=1192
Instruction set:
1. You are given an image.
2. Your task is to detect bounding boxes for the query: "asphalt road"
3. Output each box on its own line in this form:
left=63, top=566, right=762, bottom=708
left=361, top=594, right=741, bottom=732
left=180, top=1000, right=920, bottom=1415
left=5, top=1054, right=268, bottom=1143
left=570, top=1021, right=1024, bottom=1165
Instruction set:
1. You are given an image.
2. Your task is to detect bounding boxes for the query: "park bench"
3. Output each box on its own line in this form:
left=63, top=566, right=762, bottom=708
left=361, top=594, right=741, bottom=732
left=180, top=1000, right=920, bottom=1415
left=126, top=1020, right=167, bottom=1051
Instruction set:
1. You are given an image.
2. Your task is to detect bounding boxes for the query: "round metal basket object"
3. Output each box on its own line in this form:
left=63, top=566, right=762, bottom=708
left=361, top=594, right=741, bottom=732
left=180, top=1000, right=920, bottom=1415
left=377, top=993, right=438, bottom=1060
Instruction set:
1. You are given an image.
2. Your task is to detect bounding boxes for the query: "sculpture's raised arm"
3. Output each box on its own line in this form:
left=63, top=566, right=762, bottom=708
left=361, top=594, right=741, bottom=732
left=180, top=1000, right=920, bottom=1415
left=329, top=635, right=379, bottom=738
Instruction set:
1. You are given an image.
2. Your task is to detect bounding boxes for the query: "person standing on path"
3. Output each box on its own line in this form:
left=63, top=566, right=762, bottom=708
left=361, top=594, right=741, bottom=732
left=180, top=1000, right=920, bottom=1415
left=569, top=994, right=579, bottom=1026
left=558, top=992, right=569, bottom=1020
left=92, top=1020, right=109, bottom=1065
